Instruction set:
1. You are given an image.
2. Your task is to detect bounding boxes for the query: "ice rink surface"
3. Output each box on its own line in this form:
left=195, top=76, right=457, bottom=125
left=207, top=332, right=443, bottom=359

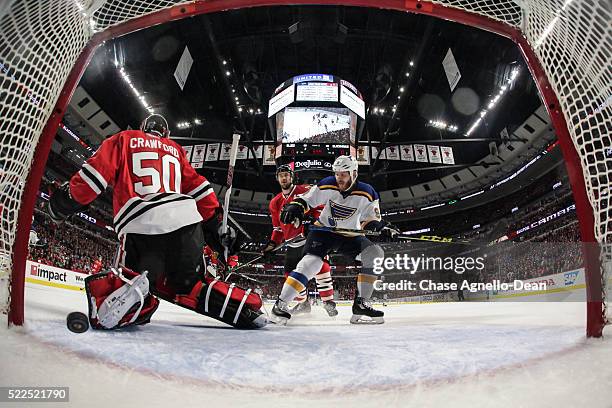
left=2, top=283, right=612, bottom=408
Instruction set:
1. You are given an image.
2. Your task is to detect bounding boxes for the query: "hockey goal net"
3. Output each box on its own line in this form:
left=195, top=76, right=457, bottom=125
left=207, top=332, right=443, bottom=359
left=0, top=0, right=610, bottom=336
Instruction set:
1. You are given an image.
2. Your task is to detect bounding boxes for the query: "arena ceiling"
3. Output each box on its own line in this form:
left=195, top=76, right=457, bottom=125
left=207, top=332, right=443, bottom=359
left=73, top=5, right=545, bottom=194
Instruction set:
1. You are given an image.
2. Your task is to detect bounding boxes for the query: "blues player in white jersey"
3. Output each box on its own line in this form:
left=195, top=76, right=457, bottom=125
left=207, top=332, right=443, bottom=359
left=272, top=155, right=399, bottom=324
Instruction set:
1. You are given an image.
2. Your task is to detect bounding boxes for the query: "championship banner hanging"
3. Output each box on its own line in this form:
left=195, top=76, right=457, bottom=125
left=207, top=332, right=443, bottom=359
left=427, top=145, right=442, bottom=163
left=220, top=143, right=232, bottom=161
left=414, top=144, right=428, bottom=162
left=182, top=145, right=194, bottom=162
left=385, top=146, right=400, bottom=160
left=205, top=143, right=220, bottom=161
left=441, top=146, right=455, bottom=164
left=400, top=145, right=414, bottom=161
left=191, top=144, right=207, bottom=168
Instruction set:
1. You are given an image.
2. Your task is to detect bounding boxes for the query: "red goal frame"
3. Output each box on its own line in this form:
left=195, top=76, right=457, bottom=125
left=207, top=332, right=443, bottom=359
left=9, top=0, right=605, bottom=337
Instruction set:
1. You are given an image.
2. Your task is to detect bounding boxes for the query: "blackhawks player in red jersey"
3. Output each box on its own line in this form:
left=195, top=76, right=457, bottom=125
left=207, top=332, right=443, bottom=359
left=49, top=114, right=266, bottom=330
left=261, top=165, right=337, bottom=317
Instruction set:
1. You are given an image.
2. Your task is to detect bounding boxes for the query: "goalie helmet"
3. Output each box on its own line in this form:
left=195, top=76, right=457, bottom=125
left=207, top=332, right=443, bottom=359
left=140, top=114, right=170, bottom=138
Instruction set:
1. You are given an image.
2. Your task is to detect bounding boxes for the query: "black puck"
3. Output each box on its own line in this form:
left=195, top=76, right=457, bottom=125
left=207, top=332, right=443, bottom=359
left=67, top=312, right=89, bottom=333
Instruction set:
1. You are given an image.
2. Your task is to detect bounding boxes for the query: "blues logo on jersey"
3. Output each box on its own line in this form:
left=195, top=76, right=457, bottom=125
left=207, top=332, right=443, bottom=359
left=329, top=200, right=357, bottom=220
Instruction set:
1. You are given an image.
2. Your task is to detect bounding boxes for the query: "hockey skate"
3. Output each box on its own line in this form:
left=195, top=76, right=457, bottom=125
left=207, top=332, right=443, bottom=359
left=322, top=300, right=338, bottom=317
left=271, top=298, right=292, bottom=325
left=350, top=297, right=384, bottom=324
left=290, top=300, right=311, bottom=315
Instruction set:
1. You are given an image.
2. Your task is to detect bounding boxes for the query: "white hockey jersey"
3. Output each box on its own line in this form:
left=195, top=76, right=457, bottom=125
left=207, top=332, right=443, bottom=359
left=294, top=176, right=381, bottom=232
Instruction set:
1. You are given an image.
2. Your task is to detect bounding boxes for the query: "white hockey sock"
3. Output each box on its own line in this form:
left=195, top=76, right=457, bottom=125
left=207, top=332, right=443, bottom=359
left=279, top=254, right=323, bottom=303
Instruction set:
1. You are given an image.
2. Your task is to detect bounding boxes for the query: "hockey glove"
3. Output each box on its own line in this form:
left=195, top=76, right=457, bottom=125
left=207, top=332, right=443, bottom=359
left=47, top=182, right=87, bottom=224
left=202, top=208, right=247, bottom=258
left=220, top=224, right=248, bottom=256
left=202, top=208, right=225, bottom=255
left=261, top=240, right=277, bottom=263
left=280, top=202, right=305, bottom=225
left=381, top=223, right=401, bottom=239
left=364, top=220, right=400, bottom=239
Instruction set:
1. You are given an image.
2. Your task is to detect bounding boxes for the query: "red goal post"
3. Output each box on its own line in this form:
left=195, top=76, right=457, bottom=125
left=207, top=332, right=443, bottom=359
left=1, top=0, right=609, bottom=336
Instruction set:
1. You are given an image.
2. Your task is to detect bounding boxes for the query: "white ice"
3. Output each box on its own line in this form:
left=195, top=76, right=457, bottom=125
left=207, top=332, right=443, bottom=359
left=2, top=283, right=612, bottom=408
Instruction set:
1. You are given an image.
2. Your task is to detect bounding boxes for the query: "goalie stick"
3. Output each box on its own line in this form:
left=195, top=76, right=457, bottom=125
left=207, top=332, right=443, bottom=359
left=221, top=134, right=241, bottom=261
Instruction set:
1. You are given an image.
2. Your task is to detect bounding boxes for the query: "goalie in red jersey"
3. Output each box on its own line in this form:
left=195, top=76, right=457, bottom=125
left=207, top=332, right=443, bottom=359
left=49, top=114, right=266, bottom=330
left=261, top=165, right=337, bottom=317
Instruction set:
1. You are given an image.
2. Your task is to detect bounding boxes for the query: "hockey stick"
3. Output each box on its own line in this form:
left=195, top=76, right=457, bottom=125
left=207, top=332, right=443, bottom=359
left=227, top=212, right=253, bottom=240
left=224, top=270, right=264, bottom=284
left=226, top=234, right=305, bottom=276
left=221, top=134, right=241, bottom=261
left=309, top=225, right=478, bottom=245
left=309, top=225, right=379, bottom=236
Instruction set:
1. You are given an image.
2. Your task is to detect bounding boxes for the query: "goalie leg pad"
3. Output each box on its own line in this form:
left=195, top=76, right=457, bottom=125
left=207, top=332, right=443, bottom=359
left=84, top=269, right=159, bottom=330
left=186, top=278, right=267, bottom=329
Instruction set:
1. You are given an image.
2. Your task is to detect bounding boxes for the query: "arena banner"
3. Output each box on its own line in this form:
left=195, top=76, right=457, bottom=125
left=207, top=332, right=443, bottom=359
left=373, top=267, right=587, bottom=304
left=459, top=268, right=585, bottom=302
left=25, top=261, right=87, bottom=291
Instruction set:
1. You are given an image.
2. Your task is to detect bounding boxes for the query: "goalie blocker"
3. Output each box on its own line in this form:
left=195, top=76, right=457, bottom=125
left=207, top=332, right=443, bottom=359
left=84, top=267, right=267, bottom=330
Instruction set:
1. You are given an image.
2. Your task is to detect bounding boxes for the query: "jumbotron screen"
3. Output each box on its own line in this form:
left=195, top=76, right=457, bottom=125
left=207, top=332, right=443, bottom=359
left=277, top=107, right=356, bottom=144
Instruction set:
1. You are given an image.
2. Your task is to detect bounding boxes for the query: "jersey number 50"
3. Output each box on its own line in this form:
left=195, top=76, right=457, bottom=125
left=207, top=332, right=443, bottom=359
left=132, top=152, right=181, bottom=195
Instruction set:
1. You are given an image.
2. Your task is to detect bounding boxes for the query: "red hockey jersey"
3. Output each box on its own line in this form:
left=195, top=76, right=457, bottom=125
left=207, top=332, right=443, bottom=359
left=269, top=184, right=321, bottom=247
left=69, top=130, right=219, bottom=236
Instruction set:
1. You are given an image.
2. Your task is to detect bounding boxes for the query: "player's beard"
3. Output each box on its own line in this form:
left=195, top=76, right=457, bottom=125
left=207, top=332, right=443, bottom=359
left=337, top=178, right=351, bottom=191
left=279, top=181, right=293, bottom=191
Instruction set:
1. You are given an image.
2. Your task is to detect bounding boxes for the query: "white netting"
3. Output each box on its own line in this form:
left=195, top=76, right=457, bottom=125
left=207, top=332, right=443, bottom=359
left=0, top=0, right=610, bottom=330
left=1, top=0, right=92, bottom=316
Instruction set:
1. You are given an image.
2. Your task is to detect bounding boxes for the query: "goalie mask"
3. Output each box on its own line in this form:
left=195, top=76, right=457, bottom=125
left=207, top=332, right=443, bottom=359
left=140, top=114, right=170, bottom=138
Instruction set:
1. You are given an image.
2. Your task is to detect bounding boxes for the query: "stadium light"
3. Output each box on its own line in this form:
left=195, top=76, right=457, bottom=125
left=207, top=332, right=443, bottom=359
left=465, top=67, right=521, bottom=136
left=428, top=119, right=459, bottom=132
left=118, top=66, right=153, bottom=114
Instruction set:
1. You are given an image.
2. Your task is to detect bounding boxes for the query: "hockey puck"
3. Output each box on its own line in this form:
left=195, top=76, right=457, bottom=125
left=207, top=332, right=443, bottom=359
left=67, top=312, right=89, bottom=333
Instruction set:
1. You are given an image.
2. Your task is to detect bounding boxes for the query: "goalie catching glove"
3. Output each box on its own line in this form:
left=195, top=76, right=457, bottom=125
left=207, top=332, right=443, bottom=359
left=47, top=182, right=87, bottom=224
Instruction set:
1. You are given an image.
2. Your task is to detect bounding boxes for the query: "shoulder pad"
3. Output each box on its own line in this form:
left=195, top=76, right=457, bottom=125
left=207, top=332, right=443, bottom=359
left=351, top=182, right=379, bottom=201
left=317, top=176, right=339, bottom=189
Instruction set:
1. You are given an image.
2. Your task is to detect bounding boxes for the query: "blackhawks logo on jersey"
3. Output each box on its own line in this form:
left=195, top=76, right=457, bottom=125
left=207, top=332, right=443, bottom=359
left=329, top=200, right=357, bottom=221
